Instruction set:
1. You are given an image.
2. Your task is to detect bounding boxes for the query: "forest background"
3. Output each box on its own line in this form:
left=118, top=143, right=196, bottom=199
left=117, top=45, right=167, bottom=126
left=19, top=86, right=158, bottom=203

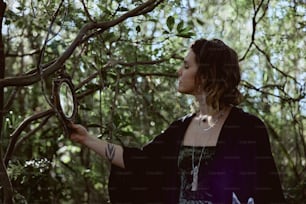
left=0, top=0, right=305, bottom=203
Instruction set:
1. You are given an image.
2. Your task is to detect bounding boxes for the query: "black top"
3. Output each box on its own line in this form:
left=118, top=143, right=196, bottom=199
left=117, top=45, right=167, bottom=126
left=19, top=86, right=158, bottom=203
left=108, top=107, right=286, bottom=204
left=178, top=146, right=216, bottom=203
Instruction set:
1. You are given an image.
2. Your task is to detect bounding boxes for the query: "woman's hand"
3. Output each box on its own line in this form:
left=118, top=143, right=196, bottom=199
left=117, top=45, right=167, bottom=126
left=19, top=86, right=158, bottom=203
left=68, top=123, right=90, bottom=144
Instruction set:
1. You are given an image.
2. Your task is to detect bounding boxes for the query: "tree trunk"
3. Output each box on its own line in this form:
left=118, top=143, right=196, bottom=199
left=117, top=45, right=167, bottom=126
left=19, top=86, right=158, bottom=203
left=0, top=1, right=13, bottom=203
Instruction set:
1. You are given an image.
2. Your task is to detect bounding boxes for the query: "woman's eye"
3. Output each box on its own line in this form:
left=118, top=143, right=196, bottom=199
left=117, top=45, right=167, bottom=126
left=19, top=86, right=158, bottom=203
left=184, top=64, right=189, bottom=69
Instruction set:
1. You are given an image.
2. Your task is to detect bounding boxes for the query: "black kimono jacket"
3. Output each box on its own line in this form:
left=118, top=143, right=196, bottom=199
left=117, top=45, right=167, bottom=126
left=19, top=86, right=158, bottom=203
left=108, top=107, right=286, bottom=204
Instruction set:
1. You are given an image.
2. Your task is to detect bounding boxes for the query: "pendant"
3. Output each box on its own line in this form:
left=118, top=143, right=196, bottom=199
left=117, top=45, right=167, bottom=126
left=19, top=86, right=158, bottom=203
left=201, top=116, right=208, bottom=122
left=191, top=166, right=199, bottom=191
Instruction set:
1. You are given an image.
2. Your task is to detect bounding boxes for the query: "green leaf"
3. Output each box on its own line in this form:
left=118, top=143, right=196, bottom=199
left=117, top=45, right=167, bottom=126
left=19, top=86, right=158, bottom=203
left=177, top=21, right=184, bottom=32
left=196, top=18, right=204, bottom=25
left=5, top=19, right=11, bottom=25
left=176, top=31, right=195, bottom=38
left=118, top=7, right=129, bottom=12
left=166, top=16, right=175, bottom=31
left=136, top=25, right=141, bottom=33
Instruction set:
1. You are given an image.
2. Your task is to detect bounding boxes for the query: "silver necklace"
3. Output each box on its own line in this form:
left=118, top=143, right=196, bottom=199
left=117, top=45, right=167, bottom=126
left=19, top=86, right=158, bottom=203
left=198, top=111, right=224, bottom=131
left=191, top=132, right=214, bottom=191
left=190, top=110, right=224, bottom=191
left=191, top=146, right=205, bottom=191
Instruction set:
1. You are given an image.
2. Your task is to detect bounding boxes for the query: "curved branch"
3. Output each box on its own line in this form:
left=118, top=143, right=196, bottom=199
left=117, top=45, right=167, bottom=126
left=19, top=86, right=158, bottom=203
left=0, top=0, right=164, bottom=87
left=241, top=80, right=304, bottom=102
left=14, top=114, right=53, bottom=151
left=253, top=42, right=301, bottom=85
left=4, top=109, right=55, bottom=166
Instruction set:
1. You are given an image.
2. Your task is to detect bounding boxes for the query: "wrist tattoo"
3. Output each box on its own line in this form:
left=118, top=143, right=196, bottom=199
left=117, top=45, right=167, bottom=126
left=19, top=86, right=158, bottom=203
left=105, top=143, right=116, bottom=162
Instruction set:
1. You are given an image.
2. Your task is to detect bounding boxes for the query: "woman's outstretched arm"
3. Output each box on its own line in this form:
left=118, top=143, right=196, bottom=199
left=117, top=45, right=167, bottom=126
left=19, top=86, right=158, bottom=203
left=69, top=123, right=125, bottom=169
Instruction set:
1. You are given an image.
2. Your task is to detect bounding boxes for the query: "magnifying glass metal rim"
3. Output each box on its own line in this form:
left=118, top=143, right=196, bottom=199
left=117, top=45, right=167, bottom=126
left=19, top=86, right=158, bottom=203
left=52, top=77, right=77, bottom=123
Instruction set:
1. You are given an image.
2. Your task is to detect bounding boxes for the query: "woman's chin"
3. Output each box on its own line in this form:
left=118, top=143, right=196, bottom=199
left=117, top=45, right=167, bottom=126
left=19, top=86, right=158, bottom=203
left=177, top=87, right=184, bottom=94
left=177, top=89, right=193, bottom=95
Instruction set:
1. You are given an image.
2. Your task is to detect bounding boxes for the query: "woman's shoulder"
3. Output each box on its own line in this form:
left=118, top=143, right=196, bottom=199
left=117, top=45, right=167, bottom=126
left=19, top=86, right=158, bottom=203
left=231, top=106, right=266, bottom=127
left=227, top=107, right=270, bottom=146
left=166, top=113, right=195, bottom=128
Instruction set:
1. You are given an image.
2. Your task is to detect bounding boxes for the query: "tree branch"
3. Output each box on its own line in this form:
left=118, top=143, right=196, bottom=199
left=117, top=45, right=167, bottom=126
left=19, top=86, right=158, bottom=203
left=239, top=0, right=269, bottom=61
left=75, top=54, right=178, bottom=91
left=253, top=42, right=301, bottom=85
left=75, top=60, right=114, bottom=90
left=37, top=0, right=65, bottom=71
left=0, top=0, right=164, bottom=87
left=5, top=49, right=40, bottom=57
left=4, top=109, right=55, bottom=166
left=241, top=80, right=304, bottom=102
left=14, top=114, right=52, bottom=151
left=81, top=0, right=95, bottom=22
left=122, top=71, right=176, bottom=78
left=3, top=87, right=21, bottom=114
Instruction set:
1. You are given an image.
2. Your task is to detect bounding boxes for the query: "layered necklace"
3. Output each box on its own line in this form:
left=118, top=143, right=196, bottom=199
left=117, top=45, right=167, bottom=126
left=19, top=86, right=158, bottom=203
left=190, top=110, right=225, bottom=191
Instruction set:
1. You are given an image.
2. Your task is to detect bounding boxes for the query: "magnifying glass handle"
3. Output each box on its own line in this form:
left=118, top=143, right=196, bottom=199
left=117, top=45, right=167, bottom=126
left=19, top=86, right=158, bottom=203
left=63, top=119, right=73, bottom=137
left=57, top=113, right=73, bottom=137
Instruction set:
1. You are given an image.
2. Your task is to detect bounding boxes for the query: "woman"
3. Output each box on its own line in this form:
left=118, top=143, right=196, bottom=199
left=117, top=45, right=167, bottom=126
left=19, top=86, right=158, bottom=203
left=69, top=39, right=286, bottom=203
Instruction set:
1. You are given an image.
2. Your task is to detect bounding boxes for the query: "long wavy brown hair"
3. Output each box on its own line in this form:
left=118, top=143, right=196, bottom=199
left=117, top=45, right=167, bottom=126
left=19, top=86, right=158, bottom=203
left=191, top=38, right=242, bottom=110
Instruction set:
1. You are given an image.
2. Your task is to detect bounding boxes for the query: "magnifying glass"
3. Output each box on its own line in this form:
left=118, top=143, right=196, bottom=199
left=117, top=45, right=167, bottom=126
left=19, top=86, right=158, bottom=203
left=52, top=76, right=77, bottom=136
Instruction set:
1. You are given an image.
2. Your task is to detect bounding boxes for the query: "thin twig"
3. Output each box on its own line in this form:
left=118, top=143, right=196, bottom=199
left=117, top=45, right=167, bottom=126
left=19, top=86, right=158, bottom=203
left=253, top=42, right=301, bottom=85
left=81, top=0, right=95, bottom=22
left=3, top=87, right=20, bottom=113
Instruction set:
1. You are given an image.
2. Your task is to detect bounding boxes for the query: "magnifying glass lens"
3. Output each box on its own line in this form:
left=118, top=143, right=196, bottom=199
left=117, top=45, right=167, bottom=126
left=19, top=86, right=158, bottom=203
left=59, top=82, right=74, bottom=118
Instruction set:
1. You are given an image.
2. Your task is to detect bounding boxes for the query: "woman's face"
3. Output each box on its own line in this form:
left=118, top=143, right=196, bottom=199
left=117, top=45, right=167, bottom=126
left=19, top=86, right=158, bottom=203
left=177, top=50, right=199, bottom=95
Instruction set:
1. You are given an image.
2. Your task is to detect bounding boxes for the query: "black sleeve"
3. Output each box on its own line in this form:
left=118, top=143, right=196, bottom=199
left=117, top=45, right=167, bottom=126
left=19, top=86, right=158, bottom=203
left=251, top=118, right=286, bottom=203
left=235, top=115, right=286, bottom=204
left=108, top=120, right=181, bottom=204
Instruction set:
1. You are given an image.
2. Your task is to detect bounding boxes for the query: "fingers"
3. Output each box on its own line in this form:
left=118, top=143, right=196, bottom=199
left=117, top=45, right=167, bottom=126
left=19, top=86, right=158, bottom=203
left=67, top=121, right=78, bottom=129
left=67, top=123, right=89, bottom=144
left=69, top=126, right=82, bottom=143
left=67, top=122, right=82, bottom=133
left=67, top=122, right=80, bottom=138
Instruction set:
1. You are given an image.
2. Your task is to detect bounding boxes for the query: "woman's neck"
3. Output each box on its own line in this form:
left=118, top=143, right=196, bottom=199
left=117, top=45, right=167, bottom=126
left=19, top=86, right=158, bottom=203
left=195, top=94, right=216, bottom=116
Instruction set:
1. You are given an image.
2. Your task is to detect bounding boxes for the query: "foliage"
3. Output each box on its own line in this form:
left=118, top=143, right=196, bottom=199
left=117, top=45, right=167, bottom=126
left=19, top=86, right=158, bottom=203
left=0, top=0, right=305, bottom=203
